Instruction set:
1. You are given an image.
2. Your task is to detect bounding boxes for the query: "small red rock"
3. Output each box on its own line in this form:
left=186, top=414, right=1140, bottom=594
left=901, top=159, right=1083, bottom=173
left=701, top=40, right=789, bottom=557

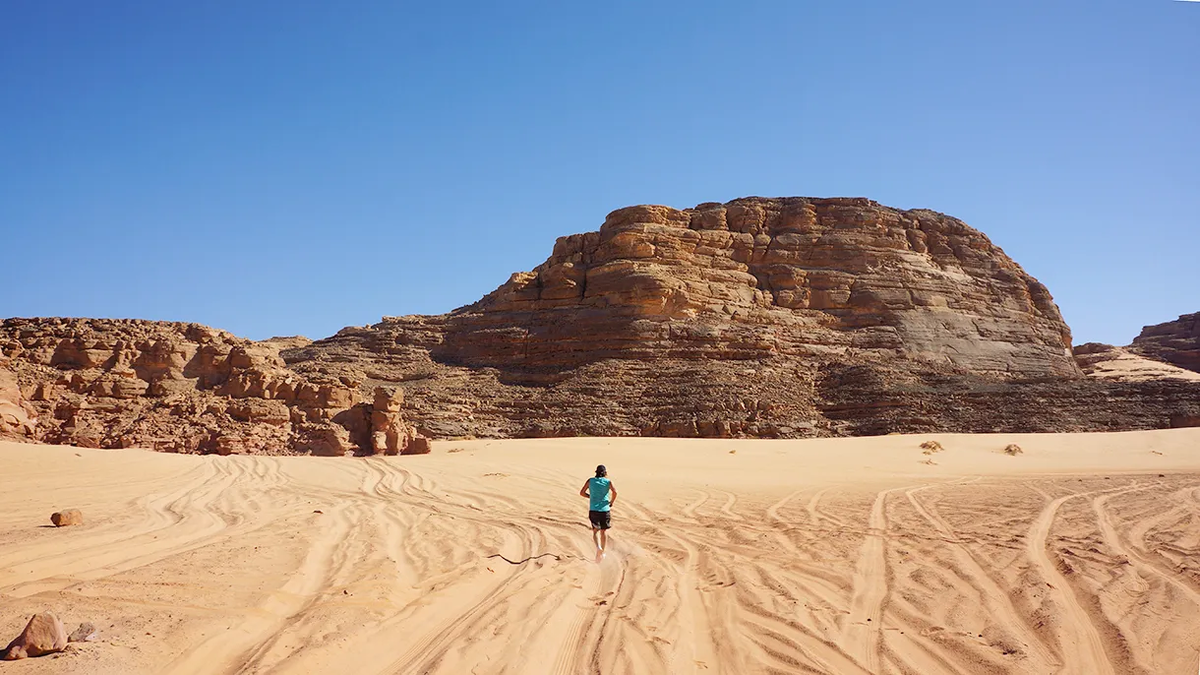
left=50, top=509, right=83, bottom=527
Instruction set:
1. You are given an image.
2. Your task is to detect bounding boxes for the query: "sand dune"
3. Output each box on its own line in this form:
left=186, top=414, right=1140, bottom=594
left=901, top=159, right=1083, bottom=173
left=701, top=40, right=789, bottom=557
left=2, top=430, right=1199, bottom=674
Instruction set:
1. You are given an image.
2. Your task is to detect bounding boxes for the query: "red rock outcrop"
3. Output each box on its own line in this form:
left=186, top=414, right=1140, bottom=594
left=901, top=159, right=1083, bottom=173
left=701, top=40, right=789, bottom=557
left=3, top=612, right=68, bottom=660
left=450, top=199, right=1076, bottom=376
left=1130, top=312, right=1200, bottom=373
left=406, top=436, right=432, bottom=455
left=3, top=198, right=1196, bottom=445
left=0, top=318, right=421, bottom=455
left=0, top=358, right=37, bottom=439
left=370, top=387, right=419, bottom=455
left=284, top=197, right=1099, bottom=438
left=1171, top=413, right=1200, bottom=429
left=1073, top=342, right=1200, bottom=382
left=50, top=509, right=83, bottom=527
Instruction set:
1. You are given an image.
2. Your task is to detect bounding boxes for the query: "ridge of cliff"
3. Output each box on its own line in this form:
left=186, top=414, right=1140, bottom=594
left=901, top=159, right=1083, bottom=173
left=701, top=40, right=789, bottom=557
left=283, top=197, right=1187, bottom=439
left=4, top=197, right=1195, bottom=450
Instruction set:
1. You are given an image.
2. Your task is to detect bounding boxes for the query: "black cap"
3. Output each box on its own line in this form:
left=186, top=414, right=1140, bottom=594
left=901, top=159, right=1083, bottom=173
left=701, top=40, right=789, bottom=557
left=596, top=464, right=607, bottom=477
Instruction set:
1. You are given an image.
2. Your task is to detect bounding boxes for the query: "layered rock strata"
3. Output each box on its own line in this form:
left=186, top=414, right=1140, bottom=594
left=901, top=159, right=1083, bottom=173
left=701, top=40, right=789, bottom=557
left=4, top=197, right=1196, bottom=447
left=283, top=197, right=1197, bottom=439
left=437, top=198, right=1078, bottom=377
left=1131, top=312, right=1200, bottom=373
left=0, top=318, right=427, bottom=455
left=1073, top=342, right=1200, bottom=382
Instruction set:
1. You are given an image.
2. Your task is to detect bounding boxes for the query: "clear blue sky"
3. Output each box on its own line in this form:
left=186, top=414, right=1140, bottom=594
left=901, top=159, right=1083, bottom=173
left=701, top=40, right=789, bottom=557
left=2, top=1, right=1196, bottom=345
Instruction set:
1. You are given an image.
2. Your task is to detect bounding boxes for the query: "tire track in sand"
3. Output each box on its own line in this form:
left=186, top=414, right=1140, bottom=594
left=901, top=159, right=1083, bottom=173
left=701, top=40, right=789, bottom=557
left=765, top=490, right=803, bottom=524
left=806, top=486, right=847, bottom=528
left=372, top=523, right=542, bottom=674
left=0, top=461, right=220, bottom=575
left=681, top=490, right=709, bottom=519
left=654, top=528, right=720, bottom=674
left=546, top=564, right=599, bottom=675
left=1026, top=491, right=1115, bottom=675
left=1, top=460, right=246, bottom=598
left=1092, top=486, right=1200, bottom=606
left=905, top=483, right=1059, bottom=671
left=161, top=502, right=357, bottom=675
left=840, top=487, right=894, bottom=673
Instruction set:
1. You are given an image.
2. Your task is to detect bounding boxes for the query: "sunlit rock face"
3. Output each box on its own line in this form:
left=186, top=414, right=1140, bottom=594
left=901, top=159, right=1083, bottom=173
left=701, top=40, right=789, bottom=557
left=6, top=198, right=1196, bottom=445
left=1131, top=312, right=1200, bottom=374
left=285, top=196, right=1172, bottom=441
left=0, top=318, right=423, bottom=454
left=436, top=197, right=1077, bottom=377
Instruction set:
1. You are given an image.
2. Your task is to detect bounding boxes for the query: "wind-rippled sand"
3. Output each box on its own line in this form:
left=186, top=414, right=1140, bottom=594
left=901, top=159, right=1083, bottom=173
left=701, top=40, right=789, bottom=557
left=2, top=430, right=1199, bottom=674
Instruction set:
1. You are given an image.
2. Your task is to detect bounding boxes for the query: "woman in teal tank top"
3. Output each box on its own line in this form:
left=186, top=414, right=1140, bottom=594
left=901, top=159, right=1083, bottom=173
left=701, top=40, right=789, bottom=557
left=579, top=464, right=618, bottom=561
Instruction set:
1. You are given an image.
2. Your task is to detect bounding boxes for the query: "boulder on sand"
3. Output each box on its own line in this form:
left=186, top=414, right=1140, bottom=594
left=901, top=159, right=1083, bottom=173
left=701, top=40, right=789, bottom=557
left=67, top=622, right=96, bottom=643
left=50, top=509, right=83, bottom=527
left=2, top=612, right=68, bottom=660
left=404, top=436, right=432, bottom=455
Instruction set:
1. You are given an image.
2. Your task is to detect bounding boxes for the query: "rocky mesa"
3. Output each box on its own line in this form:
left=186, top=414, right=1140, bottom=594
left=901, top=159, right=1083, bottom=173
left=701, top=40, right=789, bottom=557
left=282, top=197, right=1197, bottom=439
left=445, top=197, right=1077, bottom=377
left=3, top=196, right=1197, bottom=451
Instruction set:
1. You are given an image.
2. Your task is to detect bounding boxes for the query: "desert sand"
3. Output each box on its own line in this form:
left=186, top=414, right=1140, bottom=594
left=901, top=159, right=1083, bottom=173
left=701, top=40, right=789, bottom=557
left=2, top=431, right=1199, bottom=674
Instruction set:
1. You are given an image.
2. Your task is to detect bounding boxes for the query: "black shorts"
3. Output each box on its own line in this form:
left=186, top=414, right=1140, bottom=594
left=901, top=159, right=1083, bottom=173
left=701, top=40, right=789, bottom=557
left=589, top=510, right=611, bottom=530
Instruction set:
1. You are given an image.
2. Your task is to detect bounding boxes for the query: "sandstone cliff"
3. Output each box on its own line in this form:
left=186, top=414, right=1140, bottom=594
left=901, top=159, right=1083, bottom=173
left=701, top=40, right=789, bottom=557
left=1130, top=312, right=1200, bottom=373
left=0, top=358, right=37, bottom=439
left=0, top=318, right=426, bottom=455
left=472, top=199, right=1077, bottom=376
left=1074, top=342, right=1200, bottom=382
left=283, top=197, right=1192, bottom=439
left=4, top=197, right=1195, bottom=450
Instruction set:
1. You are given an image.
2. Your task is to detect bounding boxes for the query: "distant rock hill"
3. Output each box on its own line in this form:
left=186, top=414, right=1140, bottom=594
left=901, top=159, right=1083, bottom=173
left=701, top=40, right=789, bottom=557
left=1130, top=312, right=1200, bottom=374
left=1074, top=342, right=1200, bottom=382
left=0, top=319, right=426, bottom=455
left=2, top=197, right=1197, bottom=452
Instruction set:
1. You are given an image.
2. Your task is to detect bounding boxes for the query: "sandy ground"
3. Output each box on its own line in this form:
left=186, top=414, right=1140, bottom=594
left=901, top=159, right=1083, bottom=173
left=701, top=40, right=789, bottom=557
left=2, top=430, right=1199, bottom=675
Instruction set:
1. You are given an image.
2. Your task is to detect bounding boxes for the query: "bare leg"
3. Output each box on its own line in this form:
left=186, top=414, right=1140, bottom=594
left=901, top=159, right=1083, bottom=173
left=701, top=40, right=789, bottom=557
left=592, top=528, right=600, bottom=551
left=599, top=529, right=607, bottom=552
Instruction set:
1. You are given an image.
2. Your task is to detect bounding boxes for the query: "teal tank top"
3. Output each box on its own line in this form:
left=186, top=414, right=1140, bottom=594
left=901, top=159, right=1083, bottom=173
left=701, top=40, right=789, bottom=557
left=588, top=477, right=611, bottom=512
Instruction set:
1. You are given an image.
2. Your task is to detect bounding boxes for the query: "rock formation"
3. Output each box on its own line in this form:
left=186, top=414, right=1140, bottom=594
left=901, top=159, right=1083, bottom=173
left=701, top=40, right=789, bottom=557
left=1073, top=342, right=1200, bottom=382
left=284, top=197, right=1106, bottom=438
left=3, top=612, right=68, bottom=660
left=0, top=318, right=426, bottom=455
left=2, top=197, right=1197, bottom=448
left=1130, top=312, right=1200, bottom=373
left=50, top=509, right=83, bottom=527
left=369, top=387, right=417, bottom=455
left=460, top=199, right=1076, bottom=376
left=0, top=359, right=37, bottom=439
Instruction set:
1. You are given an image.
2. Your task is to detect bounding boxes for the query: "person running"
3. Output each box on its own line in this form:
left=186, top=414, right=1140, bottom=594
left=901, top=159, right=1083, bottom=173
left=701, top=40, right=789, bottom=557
left=580, top=464, right=617, bottom=561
